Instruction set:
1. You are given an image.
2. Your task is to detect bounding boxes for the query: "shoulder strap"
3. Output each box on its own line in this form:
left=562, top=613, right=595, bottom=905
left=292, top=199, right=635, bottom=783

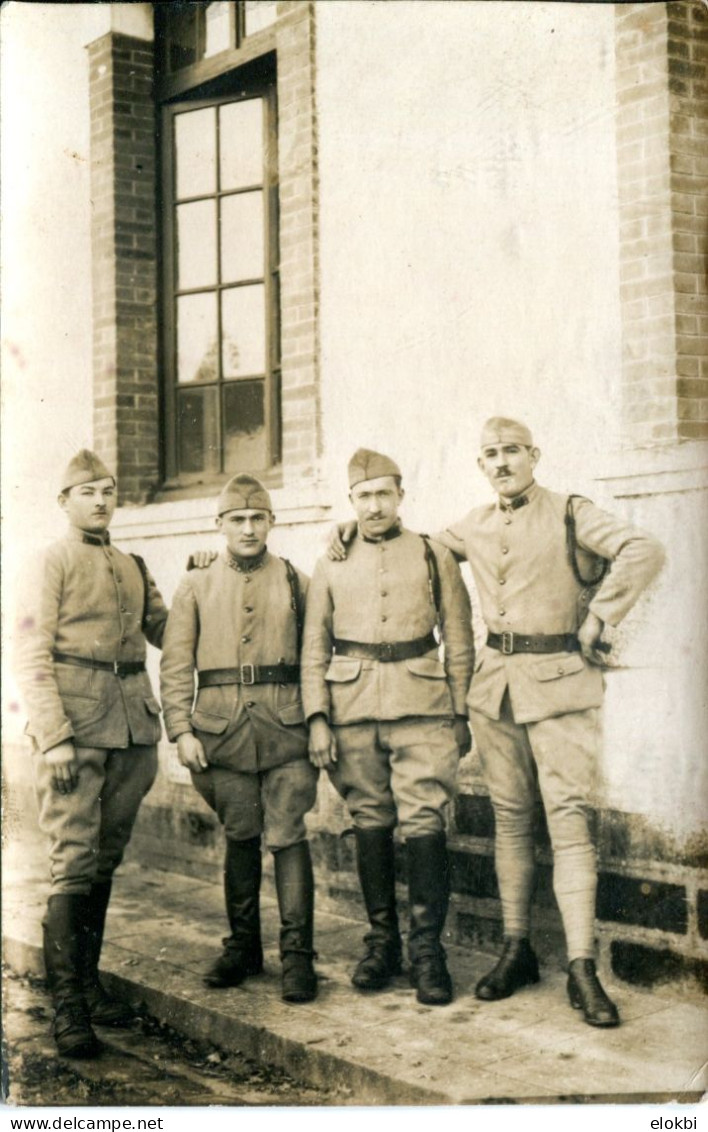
left=565, top=495, right=610, bottom=587
left=130, top=553, right=150, bottom=631
left=420, top=535, right=443, bottom=626
left=281, top=558, right=304, bottom=647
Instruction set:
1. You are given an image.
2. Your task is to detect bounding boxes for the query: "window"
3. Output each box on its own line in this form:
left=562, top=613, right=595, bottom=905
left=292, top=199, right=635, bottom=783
left=158, top=7, right=280, bottom=485
left=157, top=1, right=277, bottom=76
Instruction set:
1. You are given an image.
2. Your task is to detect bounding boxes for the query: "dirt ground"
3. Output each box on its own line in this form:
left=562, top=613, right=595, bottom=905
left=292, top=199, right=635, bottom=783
left=1, top=968, right=337, bottom=1108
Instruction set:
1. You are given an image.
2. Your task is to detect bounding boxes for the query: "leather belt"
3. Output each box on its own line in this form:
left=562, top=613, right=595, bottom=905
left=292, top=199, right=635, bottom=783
left=198, top=664, right=300, bottom=688
left=52, top=651, right=146, bottom=678
left=333, top=632, right=437, bottom=663
left=486, top=632, right=580, bottom=656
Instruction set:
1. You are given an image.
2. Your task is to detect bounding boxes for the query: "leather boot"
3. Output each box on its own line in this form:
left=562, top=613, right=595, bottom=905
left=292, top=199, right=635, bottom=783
left=83, top=881, right=135, bottom=1026
left=274, top=841, right=317, bottom=1004
left=204, top=837, right=264, bottom=988
left=567, top=958, right=620, bottom=1027
left=407, top=832, right=453, bottom=1006
left=475, top=937, right=540, bottom=1001
left=351, top=827, right=403, bottom=991
left=43, top=894, right=101, bottom=1058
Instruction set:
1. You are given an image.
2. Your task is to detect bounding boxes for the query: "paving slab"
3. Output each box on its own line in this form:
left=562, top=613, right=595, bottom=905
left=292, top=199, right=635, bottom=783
left=3, top=846, right=706, bottom=1106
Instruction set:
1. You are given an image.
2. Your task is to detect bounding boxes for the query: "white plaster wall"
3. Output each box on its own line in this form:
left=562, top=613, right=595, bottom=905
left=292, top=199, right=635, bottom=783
left=316, top=0, right=623, bottom=529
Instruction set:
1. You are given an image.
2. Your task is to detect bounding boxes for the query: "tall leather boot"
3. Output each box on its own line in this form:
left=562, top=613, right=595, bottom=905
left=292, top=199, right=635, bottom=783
left=204, top=836, right=264, bottom=988
left=407, top=832, right=453, bottom=1006
left=351, top=827, right=403, bottom=991
left=83, top=881, right=135, bottom=1026
left=43, top=894, right=101, bottom=1058
left=274, top=841, right=317, bottom=1004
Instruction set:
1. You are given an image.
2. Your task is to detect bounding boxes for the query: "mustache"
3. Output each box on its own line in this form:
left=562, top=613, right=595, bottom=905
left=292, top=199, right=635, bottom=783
left=495, top=468, right=511, bottom=478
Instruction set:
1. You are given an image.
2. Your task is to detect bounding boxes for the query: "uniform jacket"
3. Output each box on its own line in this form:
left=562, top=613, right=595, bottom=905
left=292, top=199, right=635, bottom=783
left=436, top=482, right=665, bottom=723
left=160, top=550, right=309, bottom=772
left=14, top=529, right=167, bottom=753
left=301, top=524, right=474, bottom=725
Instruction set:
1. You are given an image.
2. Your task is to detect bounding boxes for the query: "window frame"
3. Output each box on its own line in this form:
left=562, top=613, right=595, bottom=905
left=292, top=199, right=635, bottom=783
left=158, top=52, right=281, bottom=490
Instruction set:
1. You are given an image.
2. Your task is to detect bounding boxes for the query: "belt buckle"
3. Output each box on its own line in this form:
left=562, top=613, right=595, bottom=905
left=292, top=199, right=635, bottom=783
left=378, top=642, right=395, bottom=662
left=501, top=632, right=514, bottom=655
left=240, top=663, right=255, bottom=686
left=113, top=660, right=122, bottom=677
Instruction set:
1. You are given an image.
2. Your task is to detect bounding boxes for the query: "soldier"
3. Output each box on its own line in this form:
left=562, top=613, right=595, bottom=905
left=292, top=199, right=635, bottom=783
left=160, top=475, right=319, bottom=1005
left=329, top=420, right=665, bottom=1026
left=303, top=449, right=474, bottom=1006
left=14, top=450, right=168, bottom=1058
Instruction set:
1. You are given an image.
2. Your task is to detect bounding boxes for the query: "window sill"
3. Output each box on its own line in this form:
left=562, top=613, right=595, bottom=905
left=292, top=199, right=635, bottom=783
left=113, top=478, right=332, bottom=539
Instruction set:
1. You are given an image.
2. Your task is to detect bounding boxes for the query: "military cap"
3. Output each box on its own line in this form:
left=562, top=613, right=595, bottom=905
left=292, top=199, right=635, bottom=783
left=480, top=417, right=534, bottom=449
left=60, top=450, right=115, bottom=493
left=348, top=448, right=402, bottom=488
left=217, top=473, right=272, bottom=516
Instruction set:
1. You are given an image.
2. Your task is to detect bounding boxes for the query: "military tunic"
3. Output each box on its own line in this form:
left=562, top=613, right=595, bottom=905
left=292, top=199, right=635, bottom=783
left=301, top=524, right=475, bottom=837
left=14, top=528, right=168, bottom=894
left=160, top=550, right=317, bottom=848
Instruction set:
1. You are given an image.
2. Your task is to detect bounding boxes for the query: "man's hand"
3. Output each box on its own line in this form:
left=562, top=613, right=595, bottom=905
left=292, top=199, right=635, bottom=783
left=177, top=732, right=209, bottom=773
left=453, top=716, right=472, bottom=758
left=326, top=521, right=357, bottom=562
left=308, top=715, right=338, bottom=768
left=187, top=550, right=219, bottom=570
left=45, top=741, right=79, bottom=794
left=578, top=611, right=609, bottom=666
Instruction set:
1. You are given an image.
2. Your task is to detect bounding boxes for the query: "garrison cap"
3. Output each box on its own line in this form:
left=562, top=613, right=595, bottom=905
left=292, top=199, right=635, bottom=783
left=480, top=417, right=534, bottom=449
left=348, top=448, right=402, bottom=488
left=60, top=450, right=115, bottom=493
left=217, top=473, right=272, bottom=516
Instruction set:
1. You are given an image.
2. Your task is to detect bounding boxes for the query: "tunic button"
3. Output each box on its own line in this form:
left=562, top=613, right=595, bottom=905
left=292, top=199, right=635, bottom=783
left=381, top=591, right=388, bottom=597
left=244, top=606, right=253, bottom=613
left=499, top=579, right=506, bottom=586
left=381, top=616, right=387, bottom=622
left=120, top=637, right=126, bottom=645
left=557, top=666, right=565, bottom=675
left=246, top=700, right=255, bottom=708
left=120, top=606, right=127, bottom=612
left=244, top=577, right=251, bottom=584
left=502, top=547, right=509, bottom=555
left=504, top=518, right=511, bottom=525
left=242, top=636, right=251, bottom=643
left=499, top=609, right=506, bottom=616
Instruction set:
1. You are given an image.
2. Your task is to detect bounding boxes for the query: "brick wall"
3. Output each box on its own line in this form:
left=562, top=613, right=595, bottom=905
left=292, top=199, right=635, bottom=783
left=88, top=33, right=159, bottom=504
left=276, top=1, right=321, bottom=481
left=615, top=2, right=708, bottom=445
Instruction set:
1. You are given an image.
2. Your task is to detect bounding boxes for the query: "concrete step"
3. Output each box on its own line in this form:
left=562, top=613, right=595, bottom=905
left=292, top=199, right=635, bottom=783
left=3, top=855, right=706, bottom=1105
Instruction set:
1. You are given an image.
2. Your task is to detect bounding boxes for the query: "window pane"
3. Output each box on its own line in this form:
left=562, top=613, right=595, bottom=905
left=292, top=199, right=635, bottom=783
left=175, top=108, right=216, bottom=200
left=219, top=100, right=263, bottom=191
left=178, top=387, right=219, bottom=474
left=168, top=5, right=199, bottom=72
left=177, top=200, right=217, bottom=291
left=224, top=380, right=267, bottom=471
left=177, top=293, right=219, bottom=384
left=222, top=285, right=265, bottom=377
left=245, top=0, right=277, bottom=36
left=205, top=2, right=232, bottom=57
left=220, top=192, right=264, bottom=283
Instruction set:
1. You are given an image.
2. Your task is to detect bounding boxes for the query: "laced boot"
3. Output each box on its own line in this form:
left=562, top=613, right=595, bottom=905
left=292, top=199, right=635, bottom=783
left=407, top=832, right=453, bottom=1006
left=351, top=828, right=403, bottom=991
left=475, top=937, right=540, bottom=1001
left=274, top=842, right=317, bottom=1003
left=83, top=881, right=135, bottom=1026
left=204, top=837, right=264, bottom=988
left=43, top=894, right=101, bottom=1058
left=567, top=959, right=620, bottom=1027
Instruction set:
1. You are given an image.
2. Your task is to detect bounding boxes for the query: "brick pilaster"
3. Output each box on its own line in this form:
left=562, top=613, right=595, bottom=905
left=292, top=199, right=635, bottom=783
left=88, top=32, right=159, bottom=503
left=615, top=2, right=708, bottom=445
left=276, top=2, right=321, bottom=480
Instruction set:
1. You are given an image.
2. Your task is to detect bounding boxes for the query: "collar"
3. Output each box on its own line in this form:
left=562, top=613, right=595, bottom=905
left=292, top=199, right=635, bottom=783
left=69, top=528, right=111, bottom=546
left=498, top=480, right=538, bottom=514
left=225, top=547, right=270, bottom=574
left=360, top=520, right=403, bottom=544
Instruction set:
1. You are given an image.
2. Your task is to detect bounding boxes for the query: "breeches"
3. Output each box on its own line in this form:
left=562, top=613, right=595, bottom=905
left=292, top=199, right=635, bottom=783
left=470, top=694, right=600, bottom=959
left=190, top=759, right=318, bottom=851
left=33, top=744, right=158, bottom=895
left=329, top=717, right=459, bottom=839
